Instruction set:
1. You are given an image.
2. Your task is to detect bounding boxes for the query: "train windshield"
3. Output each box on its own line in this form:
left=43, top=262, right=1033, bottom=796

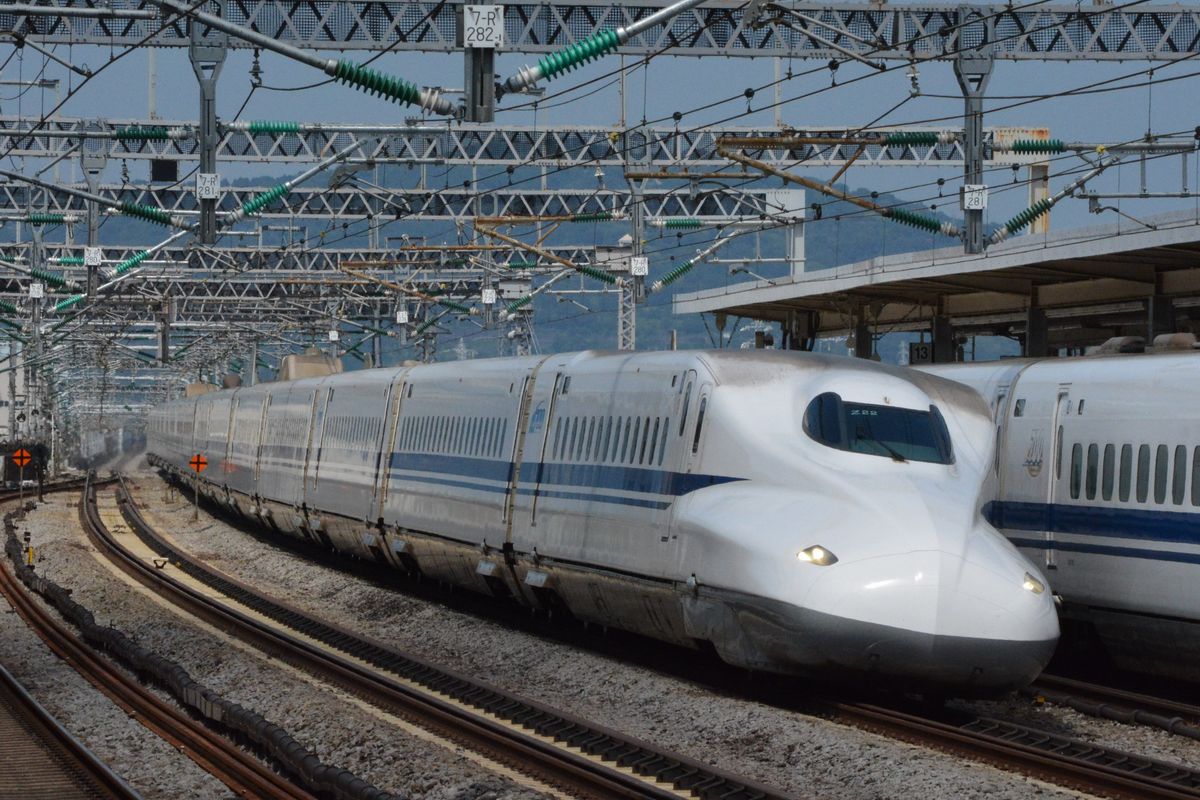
left=803, top=392, right=953, bottom=465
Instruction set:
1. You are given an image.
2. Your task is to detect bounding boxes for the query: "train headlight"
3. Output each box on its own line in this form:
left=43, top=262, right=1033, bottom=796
left=797, top=545, right=838, bottom=566
left=1022, top=572, right=1045, bottom=595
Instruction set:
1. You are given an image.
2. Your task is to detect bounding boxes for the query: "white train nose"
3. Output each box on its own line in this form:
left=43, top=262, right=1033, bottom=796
left=798, top=547, right=1059, bottom=692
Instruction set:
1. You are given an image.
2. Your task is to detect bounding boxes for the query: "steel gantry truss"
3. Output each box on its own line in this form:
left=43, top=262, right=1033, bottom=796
left=5, top=1, right=1200, bottom=60
left=4, top=0, right=1200, bottom=462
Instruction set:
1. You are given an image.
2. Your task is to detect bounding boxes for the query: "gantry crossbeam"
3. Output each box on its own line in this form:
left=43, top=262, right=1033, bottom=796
left=3, top=2, right=1199, bottom=60
left=0, top=117, right=1037, bottom=167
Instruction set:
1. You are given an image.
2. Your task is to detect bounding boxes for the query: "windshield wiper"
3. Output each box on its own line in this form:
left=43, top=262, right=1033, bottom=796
left=874, top=440, right=908, bottom=463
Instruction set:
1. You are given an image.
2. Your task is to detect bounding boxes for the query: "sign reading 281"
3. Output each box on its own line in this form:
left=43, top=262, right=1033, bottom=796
left=465, top=5, right=504, bottom=48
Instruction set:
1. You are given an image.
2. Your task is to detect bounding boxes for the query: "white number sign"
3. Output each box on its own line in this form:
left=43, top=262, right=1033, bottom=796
left=630, top=256, right=649, bottom=276
left=481, top=288, right=497, bottom=305
left=29, top=282, right=44, bottom=299
left=328, top=330, right=340, bottom=342
left=465, top=5, right=504, bottom=48
left=196, top=173, right=221, bottom=200
left=396, top=310, right=409, bottom=325
left=961, top=184, right=988, bottom=211
left=84, top=246, right=102, bottom=267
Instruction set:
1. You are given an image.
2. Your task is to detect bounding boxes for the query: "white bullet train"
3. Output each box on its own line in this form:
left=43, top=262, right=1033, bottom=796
left=147, top=350, right=1059, bottom=694
left=921, top=346, right=1200, bottom=682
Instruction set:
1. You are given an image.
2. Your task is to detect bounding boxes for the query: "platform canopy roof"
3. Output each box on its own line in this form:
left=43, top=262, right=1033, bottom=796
left=673, top=209, right=1200, bottom=346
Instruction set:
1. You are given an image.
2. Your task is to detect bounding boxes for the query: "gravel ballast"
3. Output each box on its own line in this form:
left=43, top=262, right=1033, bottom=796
left=17, top=491, right=550, bottom=800
left=125, top=468, right=1192, bottom=800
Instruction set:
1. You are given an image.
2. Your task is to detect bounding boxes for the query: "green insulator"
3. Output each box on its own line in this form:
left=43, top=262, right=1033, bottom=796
left=0, top=300, right=18, bottom=315
left=662, top=218, right=703, bottom=229
left=576, top=264, right=618, bottom=285
left=885, top=131, right=940, bottom=146
left=248, top=120, right=301, bottom=135
left=887, top=208, right=942, bottom=234
left=0, top=316, right=22, bottom=333
left=1002, top=197, right=1053, bottom=234
left=436, top=298, right=472, bottom=313
left=569, top=212, right=614, bottom=223
left=415, top=318, right=437, bottom=335
left=504, top=260, right=539, bottom=270
left=331, top=60, right=421, bottom=106
left=53, top=256, right=84, bottom=266
left=657, top=258, right=697, bottom=288
left=120, top=201, right=173, bottom=226
left=53, top=294, right=85, bottom=313
left=447, top=257, right=468, bottom=266
left=110, top=250, right=150, bottom=278
left=537, top=28, right=621, bottom=81
left=240, top=184, right=290, bottom=215
left=1011, top=138, right=1064, bottom=155
left=115, top=126, right=170, bottom=141
left=28, top=212, right=66, bottom=225
left=30, top=267, right=67, bottom=288
left=505, top=295, right=533, bottom=314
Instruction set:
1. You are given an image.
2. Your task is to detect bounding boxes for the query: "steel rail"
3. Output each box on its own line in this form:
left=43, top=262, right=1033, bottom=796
left=1030, top=674, right=1200, bottom=740
left=0, top=483, right=314, bottom=800
left=835, top=701, right=1200, bottom=800
left=0, top=661, right=142, bottom=800
left=103, top=475, right=795, bottom=800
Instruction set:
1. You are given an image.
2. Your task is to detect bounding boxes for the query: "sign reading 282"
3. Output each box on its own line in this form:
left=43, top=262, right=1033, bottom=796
left=465, top=5, right=504, bottom=48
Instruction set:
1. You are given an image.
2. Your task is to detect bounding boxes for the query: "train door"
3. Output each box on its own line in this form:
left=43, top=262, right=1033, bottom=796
left=529, top=372, right=564, bottom=526
left=1044, top=388, right=1071, bottom=570
left=370, top=378, right=405, bottom=522
left=303, top=387, right=332, bottom=498
left=683, top=383, right=712, bottom=473
left=252, top=394, right=271, bottom=484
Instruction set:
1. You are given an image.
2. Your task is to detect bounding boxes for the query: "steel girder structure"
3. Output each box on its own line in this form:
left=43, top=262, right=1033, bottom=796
left=0, top=117, right=1031, bottom=168
left=4, top=2, right=1199, bottom=60
left=0, top=183, right=781, bottom=220
left=0, top=242, right=601, bottom=272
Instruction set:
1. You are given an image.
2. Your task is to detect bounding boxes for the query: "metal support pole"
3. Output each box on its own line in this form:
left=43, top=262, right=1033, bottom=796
left=853, top=313, right=871, bottom=359
left=80, top=135, right=107, bottom=301
left=459, top=5, right=497, bottom=122
left=932, top=315, right=956, bottom=363
left=189, top=1, right=228, bottom=245
left=953, top=10, right=994, bottom=255
left=1148, top=295, right=1175, bottom=340
left=1025, top=306, right=1048, bottom=358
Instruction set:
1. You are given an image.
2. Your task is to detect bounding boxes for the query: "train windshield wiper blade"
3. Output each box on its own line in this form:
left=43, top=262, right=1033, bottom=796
left=873, top=440, right=908, bottom=463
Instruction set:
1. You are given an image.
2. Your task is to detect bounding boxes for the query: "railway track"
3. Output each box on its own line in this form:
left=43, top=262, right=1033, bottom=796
left=137, top=468, right=1200, bottom=800
left=0, top=661, right=141, bottom=800
left=1028, top=674, right=1200, bottom=740
left=96, top=474, right=796, bottom=800
left=0, top=484, right=316, bottom=800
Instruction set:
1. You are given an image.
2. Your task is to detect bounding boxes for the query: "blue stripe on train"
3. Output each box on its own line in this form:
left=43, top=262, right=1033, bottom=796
left=988, top=500, right=1200, bottom=564
left=389, top=451, right=738, bottom=496
left=985, top=500, right=1200, bottom=545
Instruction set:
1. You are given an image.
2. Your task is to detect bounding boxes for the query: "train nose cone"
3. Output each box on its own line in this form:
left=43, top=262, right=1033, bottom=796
left=802, top=545, right=1058, bottom=693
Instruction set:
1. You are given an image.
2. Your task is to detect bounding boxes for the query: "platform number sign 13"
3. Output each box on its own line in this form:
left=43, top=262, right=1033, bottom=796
left=465, top=5, right=504, bottom=48
left=909, top=342, right=933, bottom=365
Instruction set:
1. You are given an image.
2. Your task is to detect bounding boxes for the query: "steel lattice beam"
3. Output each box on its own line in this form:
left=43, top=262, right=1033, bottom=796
left=3, top=2, right=1199, bottom=60
left=0, top=117, right=1040, bottom=167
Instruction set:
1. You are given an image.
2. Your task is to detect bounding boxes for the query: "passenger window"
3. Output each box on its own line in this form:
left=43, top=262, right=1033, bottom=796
left=1056, top=426, right=1064, bottom=481
left=648, top=418, right=660, bottom=464
left=568, top=417, right=579, bottom=461
left=1070, top=444, right=1082, bottom=500
left=1155, top=444, right=1169, bottom=504
left=1102, top=444, right=1115, bottom=501
left=1013, top=399, right=1026, bottom=417
left=1173, top=445, right=1187, bottom=505
left=1085, top=444, right=1098, bottom=500
left=620, top=418, right=631, bottom=462
left=1078, top=400, right=1086, bottom=415
left=658, top=418, right=669, bottom=465
left=1137, top=444, right=1150, bottom=502
left=630, top=418, right=642, bottom=464
left=601, top=417, right=612, bottom=462
left=639, top=417, right=652, bottom=464
left=593, top=418, right=605, bottom=461
left=679, top=382, right=693, bottom=435
left=585, top=417, right=596, bottom=461
left=692, top=398, right=708, bottom=455
left=1193, top=447, right=1200, bottom=506
left=552, top=419, right=562, bottom=459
